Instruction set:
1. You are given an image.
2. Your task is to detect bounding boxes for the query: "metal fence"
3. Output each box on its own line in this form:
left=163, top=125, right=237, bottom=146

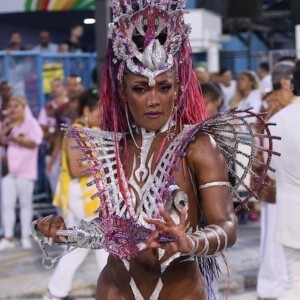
left=220, top=50, right=269, bottom=76
left=0, top=52, right=97, bottom=221
left=0, top=51, right=97, bottom=117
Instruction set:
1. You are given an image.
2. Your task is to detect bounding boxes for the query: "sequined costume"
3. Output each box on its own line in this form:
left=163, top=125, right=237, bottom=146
left=32, top=1, right=279, bottom=299
left=33, top=107, right=278, bottom=298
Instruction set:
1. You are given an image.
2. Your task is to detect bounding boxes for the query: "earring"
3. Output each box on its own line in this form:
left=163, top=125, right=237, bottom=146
left=167, top=105, right=177, bottom=141
left=125, top=102, right=141, bottom=149
left=174, top=92, right=177, bottom=99
left=146, top=99, right=153, bottom=108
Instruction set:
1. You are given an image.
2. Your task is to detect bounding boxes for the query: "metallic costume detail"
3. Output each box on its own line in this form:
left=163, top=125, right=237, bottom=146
left=205, top=227, right=221, bottom=256
left=33, top=108, right=279, bottom=300
left=54, top=107, right=278, bottom=252
left=207, top=224, right=228, bottom=252
left=199, top=181, right=231, bottom=190
left=146, top=98, right=153, bottom=107
left=108, top=0, right=191, bottom=85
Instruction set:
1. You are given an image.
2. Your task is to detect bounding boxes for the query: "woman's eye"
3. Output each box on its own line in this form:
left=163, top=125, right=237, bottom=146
left=160, top=85, right=172, bottom=92
left=133, top=87, right=145, bottom=93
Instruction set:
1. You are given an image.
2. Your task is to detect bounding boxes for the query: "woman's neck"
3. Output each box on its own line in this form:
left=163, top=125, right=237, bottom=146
left=11, top=116, right=24, bottom=126
left=240, top=89, right=252, bottom=99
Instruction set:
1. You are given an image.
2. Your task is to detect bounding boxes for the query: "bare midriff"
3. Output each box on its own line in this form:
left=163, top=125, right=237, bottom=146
left=96, top=250, right=206, bottom=300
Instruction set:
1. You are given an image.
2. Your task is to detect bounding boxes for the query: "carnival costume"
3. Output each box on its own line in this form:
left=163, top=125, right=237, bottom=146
left=32, top=1, right=279, bottom=299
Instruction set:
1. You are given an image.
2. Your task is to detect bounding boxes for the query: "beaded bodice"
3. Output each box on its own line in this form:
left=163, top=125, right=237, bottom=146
left=65, top=123, right=195, bottom=225
left=62, top=107, right=278, bottom=257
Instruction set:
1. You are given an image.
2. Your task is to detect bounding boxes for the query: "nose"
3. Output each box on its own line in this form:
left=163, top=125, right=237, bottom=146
left=149, top=89, right=160, bottom=107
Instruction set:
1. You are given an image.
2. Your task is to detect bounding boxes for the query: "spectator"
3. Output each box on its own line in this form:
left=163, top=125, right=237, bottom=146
left=195, top=61, right=210, bottom=85
left=65, top=25, right=85, bottom=53
left=44, top=89, right=108, bottom=300
left=0, top=81, right=12, bottom=116
left=0, top=96, right=43, bottom=251
left=210, top=72, right=221, bottom=85
left=0, top=81, right=12, bottom=195
left=255, top=61, right=295, bottom=299
left=259, top=62, right=272, bottom=94
left=7, top=32, right=25, bottom=51
left=57, top=42, right=69, bottom=53
left=45, top=75, right=84, bottom=189
left=33, top=30, right=58, bottom=53
left=38, top=78, right=68, bottom=193
left=265, top=62, right=300, bottom=299
left=218, top=68, right=236, bottom=111
left=230, top=70, right=262, bottom=114
left=201, top=82, right=222, bottom=117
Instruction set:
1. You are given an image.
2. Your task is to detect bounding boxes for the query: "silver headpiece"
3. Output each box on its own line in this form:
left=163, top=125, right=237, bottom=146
left=108, top=0, right=191, bottom=86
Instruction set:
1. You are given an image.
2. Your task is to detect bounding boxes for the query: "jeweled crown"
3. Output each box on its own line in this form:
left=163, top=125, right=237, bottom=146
left=108, top=0, right=191, bottom=85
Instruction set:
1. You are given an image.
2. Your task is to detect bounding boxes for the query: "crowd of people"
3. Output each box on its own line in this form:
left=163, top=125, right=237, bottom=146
left=6, top=25, right=86, bottom=53
left=0, top=2, right=300, bottom=299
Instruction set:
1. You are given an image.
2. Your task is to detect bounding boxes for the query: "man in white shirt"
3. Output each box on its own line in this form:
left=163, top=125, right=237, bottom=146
left=259, top=62, right=272, bottom=94
left=265, top=61, right=300, bottom=299
left=218, top=68, right=236, bottom=111
left=33, top=31, right=58, bottom=53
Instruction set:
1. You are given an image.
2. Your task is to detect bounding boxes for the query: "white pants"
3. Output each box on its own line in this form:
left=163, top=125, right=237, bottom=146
left=257, top=202, right=287, bottom=298
left=278, top=246, right=300, bottom=300
left=48, top=180, right=108, bottom=297
left=46, top=153, right=61, bottom=196
left=1, top=174, right=34, bottom=239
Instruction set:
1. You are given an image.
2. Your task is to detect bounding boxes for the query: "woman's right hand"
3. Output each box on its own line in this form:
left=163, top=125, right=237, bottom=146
left=37, top=215, right=68, bottom=243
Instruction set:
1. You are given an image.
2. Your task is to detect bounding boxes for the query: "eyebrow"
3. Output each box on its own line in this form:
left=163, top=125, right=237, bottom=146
left=131, top=79, right=172, bottom=85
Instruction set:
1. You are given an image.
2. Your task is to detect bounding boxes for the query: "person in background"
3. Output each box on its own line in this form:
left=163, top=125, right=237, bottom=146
left=0, top=81, right=13, bottom=236
left=218, top=68, right=236, bottom=111
left=33, top=30, right=58, bottom=53
left=65, top=25, right=85, bottom=53
left=44, top=89, right=108, bottom=300
left=38, top=78, right=68, bottom=193
left=6, top=32, right=25, bottom=51
left=195, top=61, right=210, bottom=85
left=210, top=72, right=221, bottom=85
left=230, top=70, right=262, bottom=114
left=0, top=96, right=43, bottom=251
left=258, top=62, right=272, bottom=95
left=255, top=61, right=295, bottom=300
left=265, top=61, right=300, bottom=300
left=57, top=43, right=69, bottom=53
left=45, top=75, right=84, bottom=191
left=201, top=82, right=222, bottom=117
left=0, top=81, right=13, bottom=114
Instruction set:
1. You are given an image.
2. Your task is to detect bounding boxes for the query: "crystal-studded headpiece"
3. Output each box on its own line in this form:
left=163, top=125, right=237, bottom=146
left=108, top=0, right=191, bottom=86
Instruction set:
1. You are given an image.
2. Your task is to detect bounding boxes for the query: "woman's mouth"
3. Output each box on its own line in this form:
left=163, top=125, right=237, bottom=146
left=145, top=112, right=162, bottom=119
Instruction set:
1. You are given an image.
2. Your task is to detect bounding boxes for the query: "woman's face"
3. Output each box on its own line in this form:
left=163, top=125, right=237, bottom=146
left=120, top=70, right=178, bottom=132
left=237, top=73, right=253, bottom=93
left=7, top=99, right=25, bottom=122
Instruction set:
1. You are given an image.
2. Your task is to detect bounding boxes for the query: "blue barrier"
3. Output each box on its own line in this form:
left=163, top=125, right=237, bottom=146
left=0, top=51, right=97, bottom=117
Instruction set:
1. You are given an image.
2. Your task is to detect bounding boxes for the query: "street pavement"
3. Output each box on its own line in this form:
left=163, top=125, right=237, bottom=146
left=0, top=221, right=260, bottom=300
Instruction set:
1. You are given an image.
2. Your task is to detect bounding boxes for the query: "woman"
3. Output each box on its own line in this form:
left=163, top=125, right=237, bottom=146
left=230, top=70, right=262, bottom=114
left=36, top=1, right=273, bottom=299
left=0, top=95, right=43, bottom=250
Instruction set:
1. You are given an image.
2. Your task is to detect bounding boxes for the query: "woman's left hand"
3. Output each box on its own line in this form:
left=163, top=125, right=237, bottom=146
left=144, top=205, right=193, bottom=255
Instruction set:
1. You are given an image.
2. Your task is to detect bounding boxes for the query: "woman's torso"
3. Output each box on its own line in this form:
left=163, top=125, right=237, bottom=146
left=96, top=131, right=207, bottom=299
